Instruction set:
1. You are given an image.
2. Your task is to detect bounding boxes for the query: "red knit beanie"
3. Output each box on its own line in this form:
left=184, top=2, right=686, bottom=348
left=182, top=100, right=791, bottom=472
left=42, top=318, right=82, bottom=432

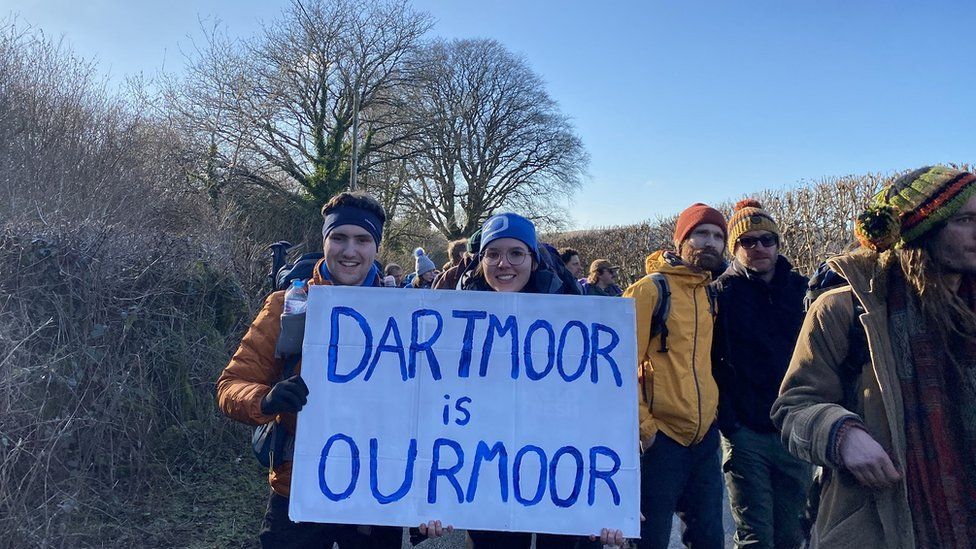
left=673, top=203, right=727, bottom=244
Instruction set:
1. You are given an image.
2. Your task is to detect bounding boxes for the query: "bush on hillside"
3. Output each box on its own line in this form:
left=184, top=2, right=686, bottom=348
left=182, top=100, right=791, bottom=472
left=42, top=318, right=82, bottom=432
left=0, top=22, right=263, bottom=547
left=0, top=223, right=247, bottom=546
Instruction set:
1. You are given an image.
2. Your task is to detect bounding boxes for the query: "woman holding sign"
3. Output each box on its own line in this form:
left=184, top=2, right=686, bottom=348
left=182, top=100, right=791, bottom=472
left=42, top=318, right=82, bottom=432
left=461, top=212, right=628, bottom=549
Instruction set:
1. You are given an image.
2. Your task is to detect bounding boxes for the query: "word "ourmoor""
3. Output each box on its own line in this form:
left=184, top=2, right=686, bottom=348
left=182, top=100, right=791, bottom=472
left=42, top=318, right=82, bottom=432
left=318, top=433, right=623, bottom=508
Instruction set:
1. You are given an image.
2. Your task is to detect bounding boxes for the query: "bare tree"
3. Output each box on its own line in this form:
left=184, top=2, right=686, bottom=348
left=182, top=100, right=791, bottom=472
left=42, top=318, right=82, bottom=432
left=401, top=38, right=588, bottom=239
left=162, top=0, right=432, bottom=207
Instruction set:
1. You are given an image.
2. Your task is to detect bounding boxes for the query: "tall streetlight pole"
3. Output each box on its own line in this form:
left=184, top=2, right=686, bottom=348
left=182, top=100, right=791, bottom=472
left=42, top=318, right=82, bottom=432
left=349, top=88, right=360, bottom=191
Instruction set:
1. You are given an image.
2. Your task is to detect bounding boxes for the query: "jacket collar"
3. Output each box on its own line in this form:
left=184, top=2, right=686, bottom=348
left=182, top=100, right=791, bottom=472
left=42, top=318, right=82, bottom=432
left=462, top=267, right=563, bottom=294
left=311, top=258, right=379, bottom=287
left=644, top=250, right=712, bottom=285
left=724, top=255, right=794, bottom=285
left=826, top=249, right=889, bottom=314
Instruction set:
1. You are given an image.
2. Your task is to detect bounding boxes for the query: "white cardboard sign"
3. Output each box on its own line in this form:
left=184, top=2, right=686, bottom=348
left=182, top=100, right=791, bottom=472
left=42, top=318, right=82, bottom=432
left=289, top=286, right=640, bottom=538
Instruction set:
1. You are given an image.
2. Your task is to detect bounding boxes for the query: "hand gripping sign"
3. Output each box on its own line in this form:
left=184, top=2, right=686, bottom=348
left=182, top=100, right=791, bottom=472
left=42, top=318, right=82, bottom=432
left=289, top=286, right=640, bottom=538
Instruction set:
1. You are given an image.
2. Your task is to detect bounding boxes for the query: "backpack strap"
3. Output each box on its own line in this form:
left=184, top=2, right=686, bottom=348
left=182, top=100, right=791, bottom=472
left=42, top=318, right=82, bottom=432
left=706, top=284, right=718, bottom=317
left=840, top=290, right=868, bottom=409
left=265, top=309, right=307, bottom=469
left=647, top=273, right=671, bottom=353
left=275, top=310, right=306, bottom=361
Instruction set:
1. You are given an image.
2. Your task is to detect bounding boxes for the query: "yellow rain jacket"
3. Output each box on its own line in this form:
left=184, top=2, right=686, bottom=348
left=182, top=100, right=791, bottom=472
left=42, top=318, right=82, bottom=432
left=623, top=251, right=719, bottom=449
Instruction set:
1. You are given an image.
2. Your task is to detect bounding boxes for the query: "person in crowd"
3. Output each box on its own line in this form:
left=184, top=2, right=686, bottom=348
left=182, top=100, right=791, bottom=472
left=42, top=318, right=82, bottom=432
left=711, top=200, right=811, bottom=549
left=773, top=166, right=976, bottom=548
left=461, top=212, right=628, bottom=549
left=384, top=262, right=404, bottom=287
left=541, top=242, right=586, bottom=295
left=410, top=247, right=437, bottom=289
left=559, top=247, right=584, bottom=279
left=622, top=202, right=727, bottom=549
left=216, top=192, right=450, bottom=548
left=444, top=238, right=467, bottom=270
left=583, top=259, right=623, bottom=296
left=434, top=236, right=478, bottom=290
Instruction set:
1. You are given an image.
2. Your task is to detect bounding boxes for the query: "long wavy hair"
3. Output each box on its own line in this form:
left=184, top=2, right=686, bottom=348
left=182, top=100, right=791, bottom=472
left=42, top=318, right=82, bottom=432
left=886, top=231, right=976, bottom=342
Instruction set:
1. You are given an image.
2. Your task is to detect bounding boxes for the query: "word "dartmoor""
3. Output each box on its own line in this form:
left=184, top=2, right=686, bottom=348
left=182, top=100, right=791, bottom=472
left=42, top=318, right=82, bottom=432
left=327, top=307, right=624, bottom=387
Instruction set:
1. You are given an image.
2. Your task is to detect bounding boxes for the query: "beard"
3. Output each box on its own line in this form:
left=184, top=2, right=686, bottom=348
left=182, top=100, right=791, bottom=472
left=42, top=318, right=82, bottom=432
left=683, top=246, right=724, bottom=272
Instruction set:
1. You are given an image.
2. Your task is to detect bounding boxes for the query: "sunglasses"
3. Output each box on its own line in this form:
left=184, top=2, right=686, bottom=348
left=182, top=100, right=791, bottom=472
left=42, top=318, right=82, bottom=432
left=737, top=235, right=779, bottom=249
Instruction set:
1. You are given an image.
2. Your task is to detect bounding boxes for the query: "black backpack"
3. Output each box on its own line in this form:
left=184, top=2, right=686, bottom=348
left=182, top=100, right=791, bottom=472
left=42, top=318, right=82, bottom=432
left=251, top=314, right=304, bottom=470
left=252, top=242, right=317, bottom=469
left=539, top=243, right=584, bottom=295
left=268, top=241, right=324, bottom=292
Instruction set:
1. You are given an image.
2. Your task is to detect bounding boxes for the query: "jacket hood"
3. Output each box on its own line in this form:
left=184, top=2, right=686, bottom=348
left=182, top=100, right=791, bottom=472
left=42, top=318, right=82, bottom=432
left=826, top=248, right=888, bottom=311
left=644, top=250, right=713, bottom=284
left=312, top=258, right=329, bottom=285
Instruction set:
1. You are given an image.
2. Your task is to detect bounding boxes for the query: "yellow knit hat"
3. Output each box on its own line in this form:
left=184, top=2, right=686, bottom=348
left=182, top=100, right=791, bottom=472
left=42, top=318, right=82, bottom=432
left=727, top=199, right=780, bottom=254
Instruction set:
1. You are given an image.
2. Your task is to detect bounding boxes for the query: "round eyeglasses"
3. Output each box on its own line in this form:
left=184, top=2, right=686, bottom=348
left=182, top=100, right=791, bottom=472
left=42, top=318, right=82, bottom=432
left=481, top=248, right=530, bottom=266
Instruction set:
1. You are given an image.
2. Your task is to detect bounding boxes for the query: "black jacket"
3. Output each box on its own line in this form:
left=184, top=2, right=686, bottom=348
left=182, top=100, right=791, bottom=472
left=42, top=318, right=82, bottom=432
left=711, top=256, right=808, bottom=433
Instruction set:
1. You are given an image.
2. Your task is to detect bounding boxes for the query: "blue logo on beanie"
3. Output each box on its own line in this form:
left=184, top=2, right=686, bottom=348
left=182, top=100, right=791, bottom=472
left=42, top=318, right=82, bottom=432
left=485, top=215, right=510, bottom=234
left=479, top=213, right=539, bottom=258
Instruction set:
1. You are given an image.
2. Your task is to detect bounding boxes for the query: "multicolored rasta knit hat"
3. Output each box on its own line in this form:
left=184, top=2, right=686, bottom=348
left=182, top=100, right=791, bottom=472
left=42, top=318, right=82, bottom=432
left=855, top=166, right=976, bottom=251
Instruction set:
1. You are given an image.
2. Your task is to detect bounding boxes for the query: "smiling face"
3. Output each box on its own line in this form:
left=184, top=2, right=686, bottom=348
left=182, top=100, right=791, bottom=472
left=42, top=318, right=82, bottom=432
left=481, top=237, right=536, bottom=292
left=323, top=224, right=378, bottom=286
left=677, top=223, right=726, bottom=272
left=734, top=229, right=779, bottom=277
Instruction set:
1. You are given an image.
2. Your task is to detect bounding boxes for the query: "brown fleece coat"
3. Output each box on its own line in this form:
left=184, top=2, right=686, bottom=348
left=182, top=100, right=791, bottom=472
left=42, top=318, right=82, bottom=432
left=772, top=250, right=915, bottom=548
left=432, top=254, right=475, bottom=290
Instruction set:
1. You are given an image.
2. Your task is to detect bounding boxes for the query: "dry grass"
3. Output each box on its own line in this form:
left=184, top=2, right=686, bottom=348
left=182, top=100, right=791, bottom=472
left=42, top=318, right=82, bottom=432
left=0, top=223, right=251, bottom=547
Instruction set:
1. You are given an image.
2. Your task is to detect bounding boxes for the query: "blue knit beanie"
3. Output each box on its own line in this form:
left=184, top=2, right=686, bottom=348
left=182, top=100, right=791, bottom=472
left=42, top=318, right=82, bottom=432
left=479, top=213, right=539, bottom=258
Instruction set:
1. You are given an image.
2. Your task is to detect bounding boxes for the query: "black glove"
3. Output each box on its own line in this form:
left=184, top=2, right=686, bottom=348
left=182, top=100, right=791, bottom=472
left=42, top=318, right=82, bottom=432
left=260, top=374, right=309, bottom=415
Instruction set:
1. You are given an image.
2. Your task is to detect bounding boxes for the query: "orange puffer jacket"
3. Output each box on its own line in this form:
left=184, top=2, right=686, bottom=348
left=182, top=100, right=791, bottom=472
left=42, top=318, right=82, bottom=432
left=216, top=259, right=335, bottom=496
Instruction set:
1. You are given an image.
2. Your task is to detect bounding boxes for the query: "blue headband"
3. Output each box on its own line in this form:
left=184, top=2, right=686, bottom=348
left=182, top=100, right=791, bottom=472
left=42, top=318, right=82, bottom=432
left=322, top=205, right=384, bottom=248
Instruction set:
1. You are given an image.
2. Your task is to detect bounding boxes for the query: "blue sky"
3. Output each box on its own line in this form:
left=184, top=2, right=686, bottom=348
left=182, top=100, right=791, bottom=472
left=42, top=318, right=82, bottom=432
left=7, top=0, right=975, bottom=228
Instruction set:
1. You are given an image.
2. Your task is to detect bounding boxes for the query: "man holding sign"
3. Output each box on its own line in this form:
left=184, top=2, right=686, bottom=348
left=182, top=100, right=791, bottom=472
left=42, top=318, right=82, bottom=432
left=288, top=212, right=640, bottom=547
left=217, top=192, right=448, bottom=547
